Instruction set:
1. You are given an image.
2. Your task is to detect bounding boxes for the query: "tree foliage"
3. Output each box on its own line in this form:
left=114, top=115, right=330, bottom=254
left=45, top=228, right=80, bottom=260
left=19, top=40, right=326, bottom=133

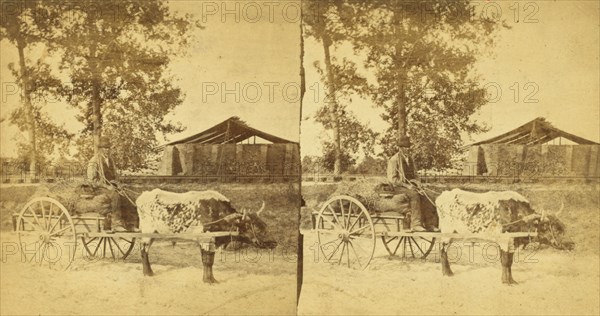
left=51, top=0, right=197, bottom=171
left=0, top=0, right=70, bottom=170
left=339, top=0, right=504, bottom=170
left=304, top=1, right=377, bottom=173
left=304, top=0, right=378, bottom=175
left=315, top=102, right=378, bottom=172
left=10, top=104, right=74, bottom=168
left=349, top=155, right=387, bottom=175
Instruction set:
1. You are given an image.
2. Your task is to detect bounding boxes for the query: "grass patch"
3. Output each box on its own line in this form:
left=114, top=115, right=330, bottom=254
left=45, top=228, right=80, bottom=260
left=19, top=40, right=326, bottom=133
left=0, top=185, right=39, bottom=230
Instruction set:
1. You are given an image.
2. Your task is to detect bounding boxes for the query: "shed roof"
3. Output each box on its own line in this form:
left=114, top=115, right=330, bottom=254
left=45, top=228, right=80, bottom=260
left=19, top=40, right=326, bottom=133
left=469, top=117, right=599, bottom=146
left=162, top=116, right=296, bottom=146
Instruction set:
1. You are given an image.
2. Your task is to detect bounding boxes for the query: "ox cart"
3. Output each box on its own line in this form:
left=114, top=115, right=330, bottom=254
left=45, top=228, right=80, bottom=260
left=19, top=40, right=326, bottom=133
left=12, top=196, right=238, bottom=270
left=312, top=195, right=537, bottom=270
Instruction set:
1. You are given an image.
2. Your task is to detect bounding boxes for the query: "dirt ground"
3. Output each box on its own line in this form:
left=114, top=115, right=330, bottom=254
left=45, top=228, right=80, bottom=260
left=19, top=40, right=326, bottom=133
left=0, top=182, right=299, bottom=315
left=1, top=180, right=598, bottom=315
left=1, top=231, right=297, bottom=315
left=297, top=231, right=599, bottom=315
left=298, top=180, right=600, bottom=315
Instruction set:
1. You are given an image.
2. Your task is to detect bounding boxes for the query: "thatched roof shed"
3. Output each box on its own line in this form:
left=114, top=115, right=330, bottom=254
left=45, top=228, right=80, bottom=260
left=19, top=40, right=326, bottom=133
left=161, top=116, right=296, bottom=146
left=470, top=117, right=598, bottom=146
left=463, top=118, right=599, bottom=178
left=157, top=117, right=299, bottom=180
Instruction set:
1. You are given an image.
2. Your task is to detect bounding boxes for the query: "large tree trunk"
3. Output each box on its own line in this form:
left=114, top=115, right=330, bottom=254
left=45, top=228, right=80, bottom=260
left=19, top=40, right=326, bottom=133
left=392, top=6, right=410, bottom=150
left=322, top=36, right=342, bottom=175
left=88, top=39, right=102, bottom=156
left=91, top=80, right=102, bottom=156
left=17, top=40, right=37, bottom=178
left=396, top=84, right=409, bottom=147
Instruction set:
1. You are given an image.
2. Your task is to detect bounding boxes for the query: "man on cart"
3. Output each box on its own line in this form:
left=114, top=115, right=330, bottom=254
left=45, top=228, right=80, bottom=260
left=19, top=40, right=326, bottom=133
left=386, top=138, right=439, bottom=232
left=86, top=136, right=129, bottom=232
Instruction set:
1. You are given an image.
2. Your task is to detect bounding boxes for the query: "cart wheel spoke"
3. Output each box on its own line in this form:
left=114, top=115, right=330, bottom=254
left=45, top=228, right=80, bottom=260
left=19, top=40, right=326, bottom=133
left=349, top=224, right=371, bottom=236
left=419, top=236, right=433, bottom=243
left=37, top=243, right=48, bottom=266
left=21, top=214, right=43, bottom=232
left=346, top=203, right=355, bottom=230
left=112, top=238, right=126, bottom=256
left=27, top=242, right=43, bottom=263
left=382, top=235, right=404, bottom=256
left=317, top=195, right=375, bottom=270
left=49, top=202, right=57, bottom=230
left=102, top=238, right=107, bottom=258
left=44, top=201, right=54, bottom=231
left=326, top=205, right=343, bottom=229
left=17, top=197, right=76, bottom=271
left=417, top=237, right=437, bottom=259
left=337, top=242, right=346, bottom=265
left=107, top=238, right=115, bottom=259
left=119, top=238, right=136, bottom=259
left=325, top=240, right=344, bottom=261
left=407, top=237, right=415, bottom=258
left=351, top=237, right=370, bottom=261
left=392, top=236, right=404, bottom=256
left=49, top=226, right=71, bottom=237
left=48, top=212, right=65, bottom=235
left=338, top=199, right=346, bottom=228
left=412, top=237, right=426, bottom=255
left=319, top=215, right=341, bottom=231
left=92, top=238, right=103, bottom=257
left=385, top=235, right=437, bottom=260
left=38, top=201, right=48, bottom=230
left=347, top=210, right=363, bottom=233
left=82, top=236, right=135, bottom=260
left=27, top=206, right=44, bottom=231
left=348, top=242, right=362, bottom=268
left=384, top=236, right=398, bottom=245
left=84, top=237, right=98, bottom=247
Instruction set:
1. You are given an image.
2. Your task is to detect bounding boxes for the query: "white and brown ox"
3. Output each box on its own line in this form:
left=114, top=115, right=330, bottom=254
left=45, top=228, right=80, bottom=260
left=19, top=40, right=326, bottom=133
left=435, top=189, right=574, bottom=285
left=135, top=189, right=277, bottom=283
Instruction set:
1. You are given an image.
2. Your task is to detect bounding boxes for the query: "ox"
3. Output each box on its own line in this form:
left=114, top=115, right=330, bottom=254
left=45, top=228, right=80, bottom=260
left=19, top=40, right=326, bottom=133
left=435, top=189, right=574, bottom=285
left=135, top=189, right=277, bottom=283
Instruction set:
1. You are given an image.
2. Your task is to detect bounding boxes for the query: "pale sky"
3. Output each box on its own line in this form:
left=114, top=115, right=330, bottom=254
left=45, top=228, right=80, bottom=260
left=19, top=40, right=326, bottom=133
left=0, top=1, right=301, bottom=157
left=301, top=0, right=600, bottom=157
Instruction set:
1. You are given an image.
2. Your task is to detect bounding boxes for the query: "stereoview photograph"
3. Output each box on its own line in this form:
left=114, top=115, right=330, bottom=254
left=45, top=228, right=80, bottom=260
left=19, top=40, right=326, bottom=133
left=298, top=1, right=599, bottom=315
left=1, top=0, right=301, bottom=314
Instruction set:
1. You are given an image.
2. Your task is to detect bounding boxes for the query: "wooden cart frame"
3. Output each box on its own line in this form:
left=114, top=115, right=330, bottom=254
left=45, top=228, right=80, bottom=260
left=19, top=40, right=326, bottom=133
left=12, top=197, right=237, bottom=270
left=312, top=195, right=537, bottom=270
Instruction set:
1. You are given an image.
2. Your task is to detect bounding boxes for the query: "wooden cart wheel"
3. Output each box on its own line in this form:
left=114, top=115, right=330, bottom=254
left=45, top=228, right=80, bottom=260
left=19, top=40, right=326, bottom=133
left=381, top=235, right=436, bottom=259
left=316, top=195, right=375, bottom=270
left=81, top=236, right=136, bottom=261
left=16, top=197, right=77, bottom=270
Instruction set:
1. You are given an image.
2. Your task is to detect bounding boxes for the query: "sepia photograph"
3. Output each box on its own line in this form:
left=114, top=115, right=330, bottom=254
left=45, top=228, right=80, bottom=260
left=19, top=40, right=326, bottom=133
left=298, top=0, right=599, bottom=315
left=1, top=0, right=599, bottom=315
left=1, top=0, right=300, bottom=314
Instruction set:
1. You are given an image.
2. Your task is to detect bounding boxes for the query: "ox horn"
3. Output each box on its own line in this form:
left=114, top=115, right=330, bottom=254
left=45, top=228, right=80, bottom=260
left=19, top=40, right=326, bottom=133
left=256, top=201, right=265, bottom=216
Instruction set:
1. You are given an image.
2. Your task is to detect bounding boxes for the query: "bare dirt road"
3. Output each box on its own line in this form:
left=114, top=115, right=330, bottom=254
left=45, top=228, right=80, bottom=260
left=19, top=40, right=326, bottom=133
left=0, top=182, right=299, bottom=315
left=0, top=232, right=297, bottom=315
left=297, top=229, right=599, bottom=315
left=298, top=181, right=600, bottom=315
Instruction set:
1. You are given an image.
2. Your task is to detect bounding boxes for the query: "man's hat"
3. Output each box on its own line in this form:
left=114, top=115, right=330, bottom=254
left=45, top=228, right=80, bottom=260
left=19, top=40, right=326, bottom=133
left=98, top=136, right=111, bottom=148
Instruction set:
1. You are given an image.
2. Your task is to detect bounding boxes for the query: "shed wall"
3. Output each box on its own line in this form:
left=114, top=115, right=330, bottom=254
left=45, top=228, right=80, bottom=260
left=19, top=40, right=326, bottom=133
left=157, top=143, right=300, bottom=178
left=462, top=145, right=600, bottom=178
